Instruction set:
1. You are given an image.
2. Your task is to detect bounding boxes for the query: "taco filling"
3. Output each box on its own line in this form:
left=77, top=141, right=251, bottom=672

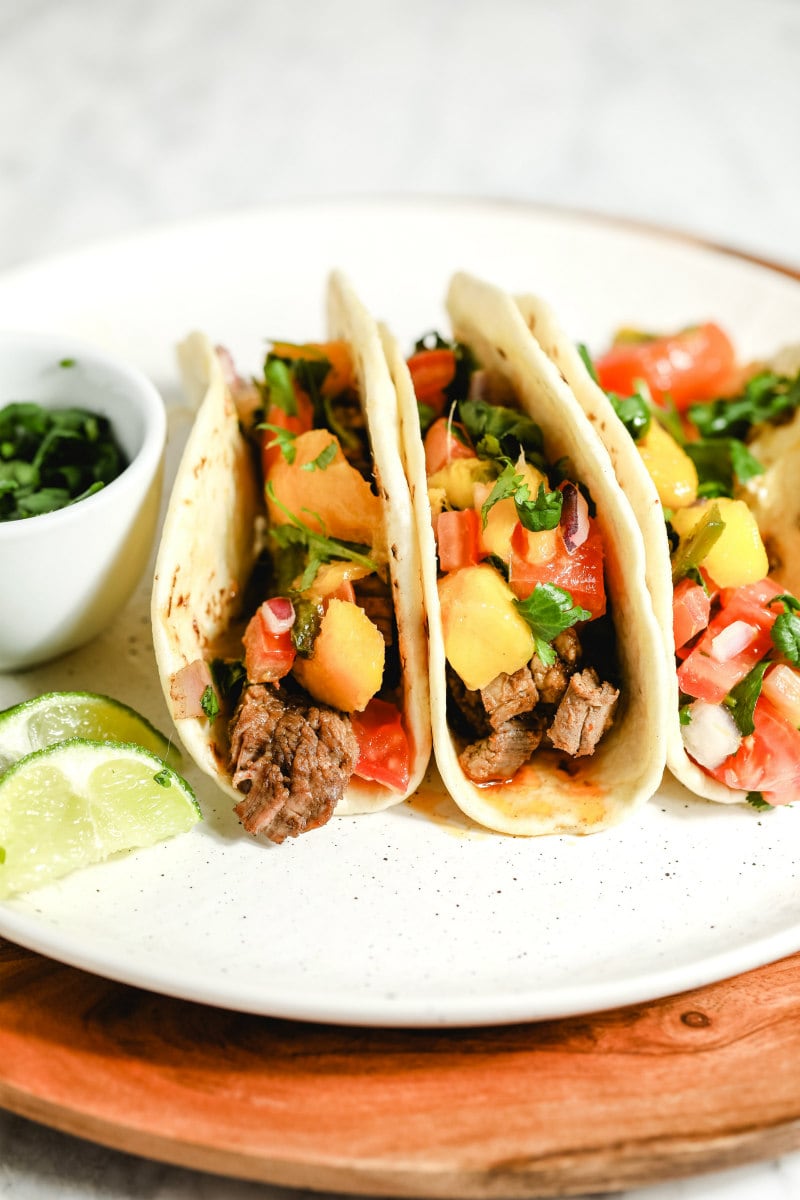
left=586, top=322, right=800, bottom=805
left=168, top=339, right=412, bottom=842
left=406, top=333, right=620, bottom=785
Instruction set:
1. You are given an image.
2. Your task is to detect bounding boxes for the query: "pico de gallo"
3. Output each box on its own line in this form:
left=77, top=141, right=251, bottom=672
left=407, top=333, right=620, bottom=785
left=171, top=339, right=412, bottom=841
left=588, top=323, right=800, bottom=808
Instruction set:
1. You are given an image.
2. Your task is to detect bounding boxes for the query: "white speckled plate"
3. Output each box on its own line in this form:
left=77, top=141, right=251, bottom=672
left=1, top=199, right=799, bottom=1028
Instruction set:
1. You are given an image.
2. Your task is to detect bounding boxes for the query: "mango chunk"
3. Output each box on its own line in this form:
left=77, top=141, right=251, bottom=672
left=438, top=564, right=534, bottom=691
left=671, top=497, right=768, bottom=588
left=638, top=421, right=698, bottom=509
left=427, top=456, right=496, bottom=510
left=267, top=429, right=382, bottom=548
left=293, top=598, right=384, bottom=712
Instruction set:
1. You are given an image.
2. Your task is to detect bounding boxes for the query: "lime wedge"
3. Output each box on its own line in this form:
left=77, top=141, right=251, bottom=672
left=0, top=691, right=181, bottom=775
left=0, top=738, right=201, bottom=899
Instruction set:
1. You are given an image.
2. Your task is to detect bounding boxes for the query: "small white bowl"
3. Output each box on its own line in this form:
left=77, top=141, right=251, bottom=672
left=0, top=331, right=166, bottom=671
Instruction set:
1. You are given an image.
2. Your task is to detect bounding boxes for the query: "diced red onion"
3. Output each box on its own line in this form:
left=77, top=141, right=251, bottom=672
left=560, top=482, right=590, bottom=555
left=710, top=620, right=758, bottom=663
left=261, top=596, right=295, bottom=635
left=681, top=700, right=742, bottom=770
left=170, top=659, right=216, bottom=720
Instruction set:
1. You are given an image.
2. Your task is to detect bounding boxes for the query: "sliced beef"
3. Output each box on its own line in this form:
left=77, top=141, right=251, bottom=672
left=228, top=683, right=359, bottom=843
left=459, top=721, right=542, bottom=784
left=480, top=667, right=538, bottom=729
left=547, top=668, right=619, bottom=757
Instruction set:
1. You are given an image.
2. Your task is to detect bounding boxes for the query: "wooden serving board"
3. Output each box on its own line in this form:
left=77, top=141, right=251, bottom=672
left=3, top=937, right=800, bottom=1197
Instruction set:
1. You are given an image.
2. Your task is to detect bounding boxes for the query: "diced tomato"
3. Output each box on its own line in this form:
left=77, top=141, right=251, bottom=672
left=704, top=696, right=800, bottom=799
left=595, top=322, right=737, bottom=411
left=424, top=416, right=475, bottom=476
left=351, top=698, right=411, bottom=792
left=508, top=519, right=606, bottom=619
left=243, top=602, right=296, bottom=683
left=260, top=390, right=314, bottom=475
left=407, top=349, right=457, bottom=417
left=677, top=582, right=777, bottom=702
left=436, top=508, right=483, bottom=573
left=672, top=578, right=711, bottom=651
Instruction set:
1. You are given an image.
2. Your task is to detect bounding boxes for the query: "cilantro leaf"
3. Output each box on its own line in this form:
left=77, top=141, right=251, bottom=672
left=257, top=421, right=297, bottom=464
left=688, top=369, right=800, bottom=441
left=684, top=438, right=764, bottom=498
left=200, top=685, right=220, bottom=721
left=770, top=593, right=800, bottom=665
left=261, top=358, right=297, bottom=416
left=517, top=481, right=563, bottom=532
left=747, top=791, right=772, bottom=811
left=725, top=661, right=770, bottom=735
left=515, top=583, right=591, bottom=667
left=458, top=399, right=545, bottom=466
left=153, top=769, right=172, bottom=788
left=301, top=441, right=337, bottom=472
left=480, top=463, right=562, bottom=533
left=266, top=481, right=377, bottom=589
left=607, top=390, right=652, bottom=442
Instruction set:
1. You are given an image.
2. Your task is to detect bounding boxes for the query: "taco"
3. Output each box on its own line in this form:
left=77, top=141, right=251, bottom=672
left=514, top=297, right=800, bottom=807
left=380, top=271, right=669, bottom=837
left=151, top=271, right=431, bottom=843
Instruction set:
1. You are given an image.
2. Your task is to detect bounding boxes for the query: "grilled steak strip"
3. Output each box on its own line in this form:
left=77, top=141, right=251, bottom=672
left=459, top=721, right=543, bottom=784
left=229, top=683, right=359, bottom=844
left=547, top=668, right=619, bottom=757
left=480, top=667, right=539, bottom=729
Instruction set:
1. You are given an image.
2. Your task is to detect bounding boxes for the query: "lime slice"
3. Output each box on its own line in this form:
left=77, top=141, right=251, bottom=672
left=0, top=738, right=201, bottom=899
left=0, top=691, right=181, bottom=775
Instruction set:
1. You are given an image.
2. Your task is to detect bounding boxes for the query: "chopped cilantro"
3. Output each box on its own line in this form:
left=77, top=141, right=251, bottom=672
left=725, top=661, right=770, bottom=736
left=301, top=440, right=338, bottom=472
left=480, top=462, right=562, bottom=532
left=291, top=597, right=324, bottom=656
left=457, top=399, right=545, bottom=468
left=153, top=769, right=172, bottom=788
left=261, top=358, right=297, bottom=416
left=266, top=481, right=376, bottom=590
left=747, top=791, right=772, bottom=811
left=515, top=583, right=591, bottom=667
left=257, top=421, right=297, bottom=464
left=59, top=358, right=76, bottom=368
left=0, top=401, right=127, bottom=522
left=679, top=704, right=693, bottom=726
left=200, top=685, right=220, bottom=721
left=688, top=369, right=800, bottom=441
left=684, top=438, right=764, bottom=498
left=770, top=594, right=800, bottom=666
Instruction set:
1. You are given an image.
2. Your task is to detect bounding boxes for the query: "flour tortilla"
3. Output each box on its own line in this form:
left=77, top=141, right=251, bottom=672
left=383, top=271, right=670, bottom=836
left=151, top=270, right=431, bottom=819
left=513, top=289, right=751, bottom=804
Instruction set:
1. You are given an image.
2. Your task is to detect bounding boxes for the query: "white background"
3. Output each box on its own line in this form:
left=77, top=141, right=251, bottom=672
left=1, top=1, right=800, bottom=1197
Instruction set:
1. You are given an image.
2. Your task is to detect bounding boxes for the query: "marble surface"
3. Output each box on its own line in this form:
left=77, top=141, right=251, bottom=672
left=2, top=0, right=800, bottom=1197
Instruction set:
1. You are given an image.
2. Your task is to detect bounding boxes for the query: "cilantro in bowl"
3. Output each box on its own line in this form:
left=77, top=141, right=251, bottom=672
left=0, top=399, right=128, bottom=521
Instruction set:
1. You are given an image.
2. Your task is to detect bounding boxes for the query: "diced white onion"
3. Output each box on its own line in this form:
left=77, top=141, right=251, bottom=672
left=710, top=620, right=757, bottom=663
left=261, top=597, right=295, bottom=635
left=681, top=700, right=742, bottom=770
left=169, top=659, right=216, bottom=720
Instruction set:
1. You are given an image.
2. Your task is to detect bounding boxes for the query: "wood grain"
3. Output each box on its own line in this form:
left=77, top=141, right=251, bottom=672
left=3, top=937, right=800, bottom=1197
